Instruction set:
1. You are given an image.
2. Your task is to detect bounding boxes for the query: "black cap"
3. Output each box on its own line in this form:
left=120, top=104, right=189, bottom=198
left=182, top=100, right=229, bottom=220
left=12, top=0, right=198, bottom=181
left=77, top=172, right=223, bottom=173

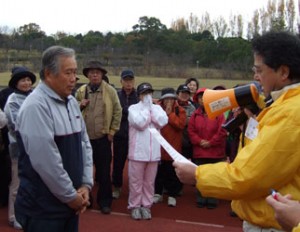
left=121, top=69, right=134, bottom=79
left=137, top=82, right=154, bottom=96
left=176, top=84, right=190, bottom=94
left=9, top=66, right=36, bottom=89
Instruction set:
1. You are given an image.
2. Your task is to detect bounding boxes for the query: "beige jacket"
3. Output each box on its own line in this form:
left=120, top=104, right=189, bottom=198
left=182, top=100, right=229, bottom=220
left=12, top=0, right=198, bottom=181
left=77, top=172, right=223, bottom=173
left=76, top=82, right=122, bottom=138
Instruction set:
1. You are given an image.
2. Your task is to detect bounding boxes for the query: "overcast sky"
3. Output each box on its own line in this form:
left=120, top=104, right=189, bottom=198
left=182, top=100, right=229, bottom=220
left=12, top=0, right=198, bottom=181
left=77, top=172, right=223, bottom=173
left=1, top=0, right=298, bottom=35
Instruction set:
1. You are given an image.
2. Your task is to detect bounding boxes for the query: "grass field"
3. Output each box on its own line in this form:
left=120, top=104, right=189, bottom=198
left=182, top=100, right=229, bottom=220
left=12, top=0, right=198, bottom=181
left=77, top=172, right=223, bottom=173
left=0, top=72, right=252, bottom=91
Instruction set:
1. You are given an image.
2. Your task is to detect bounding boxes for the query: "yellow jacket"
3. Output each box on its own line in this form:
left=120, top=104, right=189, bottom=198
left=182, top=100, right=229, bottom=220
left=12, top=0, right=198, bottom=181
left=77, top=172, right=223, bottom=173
left=293, top=225, right=300, bottom=232
left=195, top=85, right=300, bottom=229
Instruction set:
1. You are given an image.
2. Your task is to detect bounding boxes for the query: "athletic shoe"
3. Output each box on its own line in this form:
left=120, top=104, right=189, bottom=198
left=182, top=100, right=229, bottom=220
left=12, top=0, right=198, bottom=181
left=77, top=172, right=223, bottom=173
left=131, top=208, right=142, bottom=220
left=153, top=194, right=163, bottom=203
left=112, top=187, right=121, bottom=199
left=13, top=220, right=22, bottom=230
left=140, top=207, right=151, bottom=220
left=206, top=198, right=218, bottom=209
left=100, top=206, right=111, bottom=214
left=168, top=196, right=176, bottom=207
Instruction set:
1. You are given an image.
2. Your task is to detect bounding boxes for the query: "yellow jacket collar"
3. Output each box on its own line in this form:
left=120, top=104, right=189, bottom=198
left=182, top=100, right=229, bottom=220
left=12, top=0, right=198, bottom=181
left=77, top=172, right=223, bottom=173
left=271, top=82, right=300, bottom=101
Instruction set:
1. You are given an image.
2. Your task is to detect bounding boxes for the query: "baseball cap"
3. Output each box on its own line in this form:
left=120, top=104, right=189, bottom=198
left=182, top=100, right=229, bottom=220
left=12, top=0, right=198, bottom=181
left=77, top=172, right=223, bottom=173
left=121, top=69, right=134, bottom=79
left=176, top=84, right=191, bottom=94
left=137, top=82, right=154, bottom=95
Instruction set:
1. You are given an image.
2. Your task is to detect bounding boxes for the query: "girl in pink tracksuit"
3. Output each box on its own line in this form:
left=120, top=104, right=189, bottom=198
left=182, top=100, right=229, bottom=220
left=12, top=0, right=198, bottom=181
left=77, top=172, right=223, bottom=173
left=127, top=82, right=168, bottom=220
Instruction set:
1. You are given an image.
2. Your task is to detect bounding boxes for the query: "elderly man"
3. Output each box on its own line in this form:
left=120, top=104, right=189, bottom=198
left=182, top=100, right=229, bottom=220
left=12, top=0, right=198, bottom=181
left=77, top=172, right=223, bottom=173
left=76, top=61, right=122, bottom=214
left=15, top=46, right=93, bottom=232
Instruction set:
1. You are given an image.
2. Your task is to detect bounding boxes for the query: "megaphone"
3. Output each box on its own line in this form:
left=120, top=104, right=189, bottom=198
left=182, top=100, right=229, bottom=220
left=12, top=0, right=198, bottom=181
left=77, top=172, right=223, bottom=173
left=222, top=103, right=260, bottom=133
left=203, top=84, right=259, bottom=119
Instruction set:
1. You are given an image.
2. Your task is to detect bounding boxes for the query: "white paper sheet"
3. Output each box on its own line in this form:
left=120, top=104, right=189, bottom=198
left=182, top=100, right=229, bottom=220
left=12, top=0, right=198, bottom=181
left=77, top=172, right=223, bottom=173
left=149, top=127, right=196, bottom=166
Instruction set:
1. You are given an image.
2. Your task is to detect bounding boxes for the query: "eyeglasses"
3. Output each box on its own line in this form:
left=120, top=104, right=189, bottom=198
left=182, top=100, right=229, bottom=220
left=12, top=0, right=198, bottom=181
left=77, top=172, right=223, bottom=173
left=88, top=70, right=102, bottom=76
left=252, top=66, right=263, bottom=75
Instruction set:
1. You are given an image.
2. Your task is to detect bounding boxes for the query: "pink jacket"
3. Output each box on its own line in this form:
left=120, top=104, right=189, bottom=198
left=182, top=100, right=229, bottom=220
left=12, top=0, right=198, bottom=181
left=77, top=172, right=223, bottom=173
left=188, top=107, right=227, bottom=159
left=128, top=101, right=168, bottom=162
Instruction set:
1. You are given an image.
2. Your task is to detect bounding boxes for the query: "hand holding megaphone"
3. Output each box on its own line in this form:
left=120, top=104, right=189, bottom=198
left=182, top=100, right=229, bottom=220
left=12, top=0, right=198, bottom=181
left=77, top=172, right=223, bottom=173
left=203, top=84, right=259, bottom=119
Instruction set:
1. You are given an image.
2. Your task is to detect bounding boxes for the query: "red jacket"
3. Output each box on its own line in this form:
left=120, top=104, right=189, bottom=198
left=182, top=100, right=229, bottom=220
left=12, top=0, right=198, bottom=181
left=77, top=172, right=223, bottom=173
left=188, top=107, right=227, bottom=159
left=159, top=102, right=186, bottom=161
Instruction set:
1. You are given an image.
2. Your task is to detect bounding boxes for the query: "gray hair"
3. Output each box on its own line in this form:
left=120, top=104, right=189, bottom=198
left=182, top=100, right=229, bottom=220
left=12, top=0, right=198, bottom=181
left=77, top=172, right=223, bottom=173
left=40, top=46, right=75, bottom=80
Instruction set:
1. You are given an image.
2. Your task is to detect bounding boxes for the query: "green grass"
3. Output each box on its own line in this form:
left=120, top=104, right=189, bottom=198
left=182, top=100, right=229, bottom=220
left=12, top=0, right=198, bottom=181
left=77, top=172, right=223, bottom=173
left=0, top=72, right=251, bottom=90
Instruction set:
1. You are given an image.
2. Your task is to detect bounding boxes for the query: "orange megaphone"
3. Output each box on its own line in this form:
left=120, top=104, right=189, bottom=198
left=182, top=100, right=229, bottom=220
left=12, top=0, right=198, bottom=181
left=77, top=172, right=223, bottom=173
left=203, top=84, right=259, bottom=119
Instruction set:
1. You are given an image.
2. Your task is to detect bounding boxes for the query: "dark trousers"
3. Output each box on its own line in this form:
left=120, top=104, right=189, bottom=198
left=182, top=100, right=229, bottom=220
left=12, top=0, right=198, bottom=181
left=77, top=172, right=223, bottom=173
left=16, top=212, right=79, bottom=232
left=155, top=160, right=182, bottom=197
left=0, top=151, right=11, bottom=207
left=112, top=137, right=128, bottom=188
left=90, top=136, right=112, bottom=209
left=192, top=158, right=224, bottom=206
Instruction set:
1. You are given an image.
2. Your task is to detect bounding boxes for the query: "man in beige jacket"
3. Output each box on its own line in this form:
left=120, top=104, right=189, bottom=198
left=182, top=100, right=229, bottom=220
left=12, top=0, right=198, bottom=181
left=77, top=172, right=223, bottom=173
left=76, top=61, right=121, bottom=214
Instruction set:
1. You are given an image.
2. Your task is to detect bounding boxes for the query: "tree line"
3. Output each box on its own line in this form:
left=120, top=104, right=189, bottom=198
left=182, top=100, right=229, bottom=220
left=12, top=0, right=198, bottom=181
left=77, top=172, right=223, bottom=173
left=0, top=0, right=298, bottom=80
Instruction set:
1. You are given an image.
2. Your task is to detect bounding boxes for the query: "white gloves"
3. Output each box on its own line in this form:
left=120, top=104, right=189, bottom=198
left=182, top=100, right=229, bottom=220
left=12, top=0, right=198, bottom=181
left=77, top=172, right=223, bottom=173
left=143, top=94, right=153, bottom=109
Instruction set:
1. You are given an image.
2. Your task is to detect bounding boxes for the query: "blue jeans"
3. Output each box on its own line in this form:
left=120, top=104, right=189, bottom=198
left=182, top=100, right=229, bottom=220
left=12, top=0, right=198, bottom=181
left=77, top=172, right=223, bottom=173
left=16, top=212, right=79, bottom=232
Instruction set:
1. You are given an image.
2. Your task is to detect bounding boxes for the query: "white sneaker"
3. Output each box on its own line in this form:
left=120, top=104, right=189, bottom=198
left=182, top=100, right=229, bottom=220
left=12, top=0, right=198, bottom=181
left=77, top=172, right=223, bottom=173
left=140, top=207, right=151, bottom=220
left=131, top=208, right=142, bottom=220
left=112, top=187, right=121, bottom=199
left=8, top=220, right=14, bottom=227
left=153, top=194, right=163, bottom=203
left=168, top=196, right=176, bottom=207
left=13, top=220, right=22, bottom=230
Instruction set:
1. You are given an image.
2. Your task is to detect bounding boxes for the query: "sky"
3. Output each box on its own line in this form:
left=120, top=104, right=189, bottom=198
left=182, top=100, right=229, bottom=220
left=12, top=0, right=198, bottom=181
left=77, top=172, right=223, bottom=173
left=1, top=0, right=298, bottom=35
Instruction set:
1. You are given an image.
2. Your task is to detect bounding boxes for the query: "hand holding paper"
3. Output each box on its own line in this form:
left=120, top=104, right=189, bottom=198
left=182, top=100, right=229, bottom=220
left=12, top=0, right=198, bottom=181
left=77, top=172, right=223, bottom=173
left=173, top=161, right=197, bottom=185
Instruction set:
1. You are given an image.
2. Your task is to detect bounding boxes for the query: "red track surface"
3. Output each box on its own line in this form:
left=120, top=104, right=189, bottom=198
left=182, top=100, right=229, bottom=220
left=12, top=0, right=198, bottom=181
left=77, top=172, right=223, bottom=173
left=0, top=166, right=243, bottom=232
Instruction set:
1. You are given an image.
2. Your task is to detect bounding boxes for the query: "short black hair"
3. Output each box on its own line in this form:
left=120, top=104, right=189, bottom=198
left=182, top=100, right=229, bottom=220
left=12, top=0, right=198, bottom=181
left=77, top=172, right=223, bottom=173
left=252, top=31, right=300, bottom=81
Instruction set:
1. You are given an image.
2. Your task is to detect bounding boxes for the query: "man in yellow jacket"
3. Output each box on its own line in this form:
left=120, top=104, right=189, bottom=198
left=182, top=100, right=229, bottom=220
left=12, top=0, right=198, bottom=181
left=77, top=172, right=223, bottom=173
left=174, top=31, right=300, bottom=232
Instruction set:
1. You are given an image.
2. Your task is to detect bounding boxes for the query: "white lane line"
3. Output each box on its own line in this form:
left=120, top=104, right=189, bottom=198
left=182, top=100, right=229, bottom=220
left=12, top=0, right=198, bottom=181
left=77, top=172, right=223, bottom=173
left=176, top=220, right=225, bottom=228
left=90, top=209, right=129, bottom=217
left=90, top=209, right=226, bottom=228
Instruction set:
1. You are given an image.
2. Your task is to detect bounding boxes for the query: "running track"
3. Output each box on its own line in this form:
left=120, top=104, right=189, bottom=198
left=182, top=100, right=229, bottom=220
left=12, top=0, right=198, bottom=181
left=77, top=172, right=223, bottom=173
left=0, top=168, right=243, bottom=232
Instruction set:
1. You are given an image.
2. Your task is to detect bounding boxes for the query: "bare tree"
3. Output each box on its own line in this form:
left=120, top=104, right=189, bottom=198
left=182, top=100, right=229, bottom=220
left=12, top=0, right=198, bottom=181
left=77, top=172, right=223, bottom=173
left=237, top=15, right=244, bottom=38
left=213, top=16, right=229, bottom=38
left=198, top=12, right=213, bottom=33
left=229, top=14, right=237, bottom=37
left=188, top=13, right=200, bottom=33
left=260, top=7, right=269, bottom=33
left=278, top=0, right=286, bottom=18
left=171, top=18, right=187, bottom=31
left=0, top=25, right=12, bottom=35
left=273, top=0, right=287, bottom=31
left=298, top=0, right=300, bottom=33
left=247, top=22, right=254, bottom=40
left=252, top=10, right=260, bottom=36
left=267, top=0, right=277, bottom=23
left=286, top=0, right=296, bottom=32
